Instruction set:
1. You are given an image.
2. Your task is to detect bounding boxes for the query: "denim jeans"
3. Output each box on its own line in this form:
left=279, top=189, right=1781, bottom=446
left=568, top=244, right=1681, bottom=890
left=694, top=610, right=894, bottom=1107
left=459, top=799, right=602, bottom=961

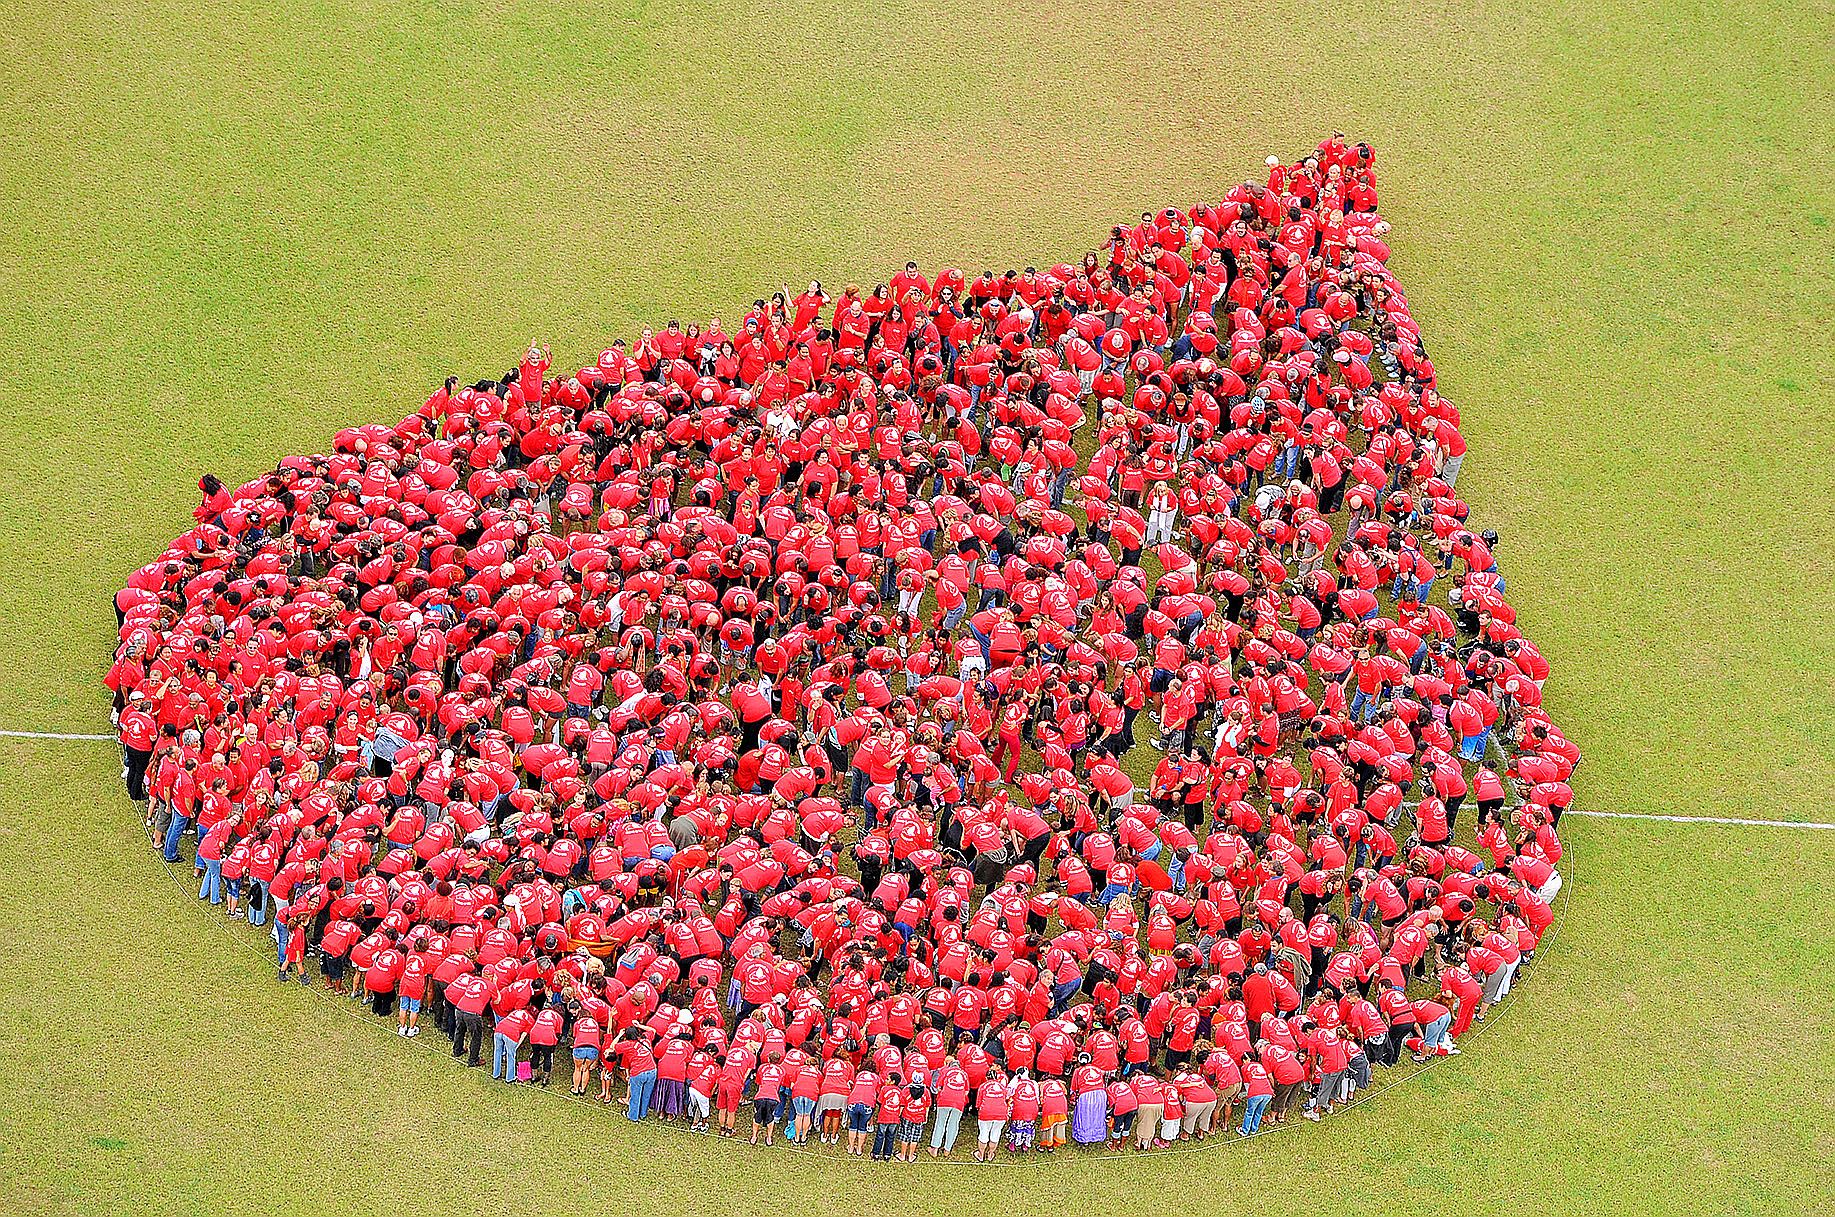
left=873, top=1121, right=898, bottom=1158
left=274, top=919, right=290, bottom=967
left=492, top=1031, right=519, bottom=1081
left=627, top=1067, right=658, bottom=1120
left=198, top=856, right=224, bottom=904
left=245, top=878, right=268, bottom=926
left=930, top=1105, right=964, bottom=1152
left=1422, top=1014, right=1454, bottom=1052
left=162, top=813, right=192, bottom=863
left=1241, top=1093, right=1272, bottom=1134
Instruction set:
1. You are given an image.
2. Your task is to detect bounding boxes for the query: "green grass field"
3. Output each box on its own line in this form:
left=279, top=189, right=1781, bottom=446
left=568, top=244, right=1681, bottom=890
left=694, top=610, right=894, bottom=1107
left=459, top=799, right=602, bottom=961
left=2, top=1, right=1832, bottom=1213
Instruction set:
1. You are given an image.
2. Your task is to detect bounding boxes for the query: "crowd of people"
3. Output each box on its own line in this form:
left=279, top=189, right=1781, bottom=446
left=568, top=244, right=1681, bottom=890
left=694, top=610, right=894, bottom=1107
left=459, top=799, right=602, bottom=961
left=109, top=135, right=1577, bottom=1162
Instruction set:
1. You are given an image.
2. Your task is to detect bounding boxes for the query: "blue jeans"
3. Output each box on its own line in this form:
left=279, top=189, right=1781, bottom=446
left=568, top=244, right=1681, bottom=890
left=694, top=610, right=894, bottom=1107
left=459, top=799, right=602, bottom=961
left=245, top=878, right=268, bottom=925
left=1349, top=690, right=1376, bottom=724
left=1422, top=1014, right=1453, bottom=1053
left=1461, top=732, right=1487, bottom=762
left=930, top=1105, right=965, bottom=1152
left=492, top=1032, right=519, bottom=1081
left=942, top=603, right=967, bottom=631
left=1241, top=1093, right=1272, bottom=1134
left=628, top=1067, right=658, bottom=1120
left=1051, top=978, right=1082, bottom=1015
left=162, top=813, right=191, bottom=863
left=198, top=856, right=224, bottom=904
left=274, top=919, right=290, bottom=967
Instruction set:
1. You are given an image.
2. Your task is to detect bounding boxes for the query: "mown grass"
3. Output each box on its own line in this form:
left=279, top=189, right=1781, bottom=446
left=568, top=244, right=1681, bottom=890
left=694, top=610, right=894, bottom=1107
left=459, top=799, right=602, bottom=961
left=0, top=0, right=1831, bottom=1214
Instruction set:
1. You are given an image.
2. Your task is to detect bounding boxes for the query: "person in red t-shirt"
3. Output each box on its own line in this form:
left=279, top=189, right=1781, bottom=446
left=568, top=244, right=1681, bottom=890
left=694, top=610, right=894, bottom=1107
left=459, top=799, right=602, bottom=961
left=872, top=1072, right=906, bottom=1161
left=974, top=1070, right=1009, bottom=1161
left=897, top=1081, right=932, bottom=1161
left=749, top=1050, right=785, bottom=1145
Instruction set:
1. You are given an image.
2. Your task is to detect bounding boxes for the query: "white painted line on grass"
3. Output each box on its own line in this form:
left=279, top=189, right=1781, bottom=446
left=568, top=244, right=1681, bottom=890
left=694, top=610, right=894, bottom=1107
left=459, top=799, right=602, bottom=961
left=7, top=729, right=1830, bottom=830
left=1565, top=809, right=1834, bottom=830
left=0, top=729, right=116, bottom=741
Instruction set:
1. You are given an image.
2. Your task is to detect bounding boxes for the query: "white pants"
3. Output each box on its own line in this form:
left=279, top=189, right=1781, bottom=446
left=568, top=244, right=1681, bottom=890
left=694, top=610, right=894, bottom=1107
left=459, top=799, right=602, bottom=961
left=1536, top=872, right=1562, bottom=903
left=1146, top=510, right=1176, bottom=546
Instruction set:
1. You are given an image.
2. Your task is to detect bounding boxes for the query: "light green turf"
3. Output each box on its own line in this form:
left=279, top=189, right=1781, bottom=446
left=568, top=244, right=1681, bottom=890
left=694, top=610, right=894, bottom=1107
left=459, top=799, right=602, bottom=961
left=1, top=0, right=1832, bottom=1213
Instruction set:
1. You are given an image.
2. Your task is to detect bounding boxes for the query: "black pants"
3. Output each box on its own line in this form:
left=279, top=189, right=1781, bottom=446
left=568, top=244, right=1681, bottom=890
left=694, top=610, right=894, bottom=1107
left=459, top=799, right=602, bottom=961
left=1387, top=1022, right=1414, bottom=1065
left=454, top=1011, right=485, bottom=1065
left=432, top=986, right=453, bottom=1035
left=124, top=746, right=152, bottom=801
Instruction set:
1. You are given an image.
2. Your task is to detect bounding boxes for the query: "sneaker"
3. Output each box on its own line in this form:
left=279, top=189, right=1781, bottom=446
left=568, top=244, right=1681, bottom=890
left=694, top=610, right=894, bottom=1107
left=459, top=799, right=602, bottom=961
left=397, top=1025, right=407, bottom=1036
left=277, top=969, right=288, bottom=983
left=1304, top=1110, right=1321, bottom=1122
left=407, top=1026, right=420, bottom=1037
